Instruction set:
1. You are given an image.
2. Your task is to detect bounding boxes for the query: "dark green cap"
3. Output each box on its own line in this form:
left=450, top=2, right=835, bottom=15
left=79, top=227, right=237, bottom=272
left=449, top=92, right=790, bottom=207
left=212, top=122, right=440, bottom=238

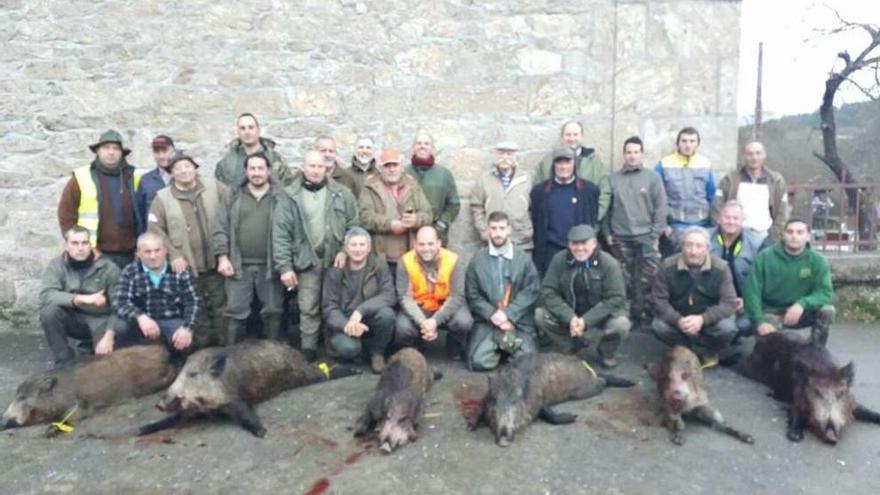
left=567, top=224, right=596, bottom=242
left=89, top=129, right=131, bottom=156
left=552, top=145, right=575, bottom=162
left=167, top=150, right=200, bottom=171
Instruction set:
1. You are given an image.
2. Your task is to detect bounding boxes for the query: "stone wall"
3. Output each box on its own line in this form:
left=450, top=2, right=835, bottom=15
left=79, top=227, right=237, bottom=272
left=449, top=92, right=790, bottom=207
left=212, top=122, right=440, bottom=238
left=0, top=0, right=742, bottom=325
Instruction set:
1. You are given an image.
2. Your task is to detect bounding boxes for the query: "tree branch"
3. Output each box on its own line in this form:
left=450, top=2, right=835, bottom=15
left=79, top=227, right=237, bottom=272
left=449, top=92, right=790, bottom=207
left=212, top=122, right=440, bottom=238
left=845, top=77, right=880, bottom=101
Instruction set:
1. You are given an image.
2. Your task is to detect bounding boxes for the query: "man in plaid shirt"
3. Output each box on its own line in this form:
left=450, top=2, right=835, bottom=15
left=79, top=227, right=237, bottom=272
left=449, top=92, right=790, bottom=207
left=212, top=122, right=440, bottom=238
left=112, top=232, right=200, bottom=357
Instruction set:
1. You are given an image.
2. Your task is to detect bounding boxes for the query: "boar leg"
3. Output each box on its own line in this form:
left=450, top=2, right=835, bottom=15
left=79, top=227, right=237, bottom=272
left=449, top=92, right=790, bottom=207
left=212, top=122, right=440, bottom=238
left=222, top=400, right=266, bottom=438
left=138, top=412, right=183, bottom=436
left=354, top=408, right=377, bottom=438
left=786, top=407, right=806, bottom=442
left=854, top=404, right=880, bottom=424
left=538, top=406, right=577, bottom=425
left=689, top=405, right=754, bottom=444
left=665, top=414, right=686, bottom=445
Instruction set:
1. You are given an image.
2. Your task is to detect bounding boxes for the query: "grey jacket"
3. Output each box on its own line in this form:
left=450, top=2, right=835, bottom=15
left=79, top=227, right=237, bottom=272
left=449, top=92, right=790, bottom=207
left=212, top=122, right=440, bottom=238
left=603, top=165, right=667, bottom=240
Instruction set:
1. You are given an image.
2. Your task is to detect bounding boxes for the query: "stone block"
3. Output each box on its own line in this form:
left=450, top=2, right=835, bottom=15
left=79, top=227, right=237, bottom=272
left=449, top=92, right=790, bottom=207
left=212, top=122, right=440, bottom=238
left=516, top=48, right=562, bottom=75
left=286, top=87, right=339, bottom=117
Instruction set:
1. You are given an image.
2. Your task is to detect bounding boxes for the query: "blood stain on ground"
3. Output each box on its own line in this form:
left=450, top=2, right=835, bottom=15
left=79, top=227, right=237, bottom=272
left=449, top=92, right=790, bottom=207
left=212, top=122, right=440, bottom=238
left=304, top=477, right=330, bottom=495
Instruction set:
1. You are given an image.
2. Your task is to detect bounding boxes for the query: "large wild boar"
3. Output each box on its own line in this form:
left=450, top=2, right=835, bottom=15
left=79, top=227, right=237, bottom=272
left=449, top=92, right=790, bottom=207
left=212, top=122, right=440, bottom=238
left=468, top=352, right=635, bottom=447
left=353, top=348, right=439, bottom=454
left=138, top=340, right=359, bottom=438
left=647, top=346, right=754, bottom=445
left=2, top=345, right=175, bottom=432
left=744, top=332, right=880, bottom=444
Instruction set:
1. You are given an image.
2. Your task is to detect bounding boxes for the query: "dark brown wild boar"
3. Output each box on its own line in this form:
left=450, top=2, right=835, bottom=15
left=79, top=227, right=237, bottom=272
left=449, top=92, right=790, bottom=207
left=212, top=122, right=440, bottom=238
left=744, top=332, right=880, bottom=444
left=353, top=348, right=439, bottom=454
left=138, top=340, right=359, bottom=438
left=2, top=345, right=175, bottom=432
left=468, top=352, right=635, bottom=447
left=647, top=345, right=753, bottom=445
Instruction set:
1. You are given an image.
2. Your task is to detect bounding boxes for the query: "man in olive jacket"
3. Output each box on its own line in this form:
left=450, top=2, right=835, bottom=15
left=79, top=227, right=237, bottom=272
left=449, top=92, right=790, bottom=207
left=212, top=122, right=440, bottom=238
left=273, top=150, right=359, bottom=362
left=466, top=211, right=541, bottom=371
left=39, top=226, right=123, bottom=366
left=213, top=153, right=286, bottom=343
left=406, top=130, right=460, bottom=245
left=536, top=225, right=631, bottom=368
left=215, top=113, right=293, bottom=187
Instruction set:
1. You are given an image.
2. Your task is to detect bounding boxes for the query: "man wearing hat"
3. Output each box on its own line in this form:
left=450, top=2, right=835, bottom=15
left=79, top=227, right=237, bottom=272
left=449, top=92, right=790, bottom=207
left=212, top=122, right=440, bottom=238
left=469, top=141, right=534, bottom=250
left=532, top=120, right=611, bottom=220
left=359, top=148, right=433, bottom=277
left=58, top=130, right=145, bottom=268
left=148, top=151, right=227, bottom=348
left=135, top=135, right=176, bottom=234
left=535, top=225, right=631, bottom=368
left=215, top=113, right=293, bottom=187
left=529, top=146, right=600, bottom=275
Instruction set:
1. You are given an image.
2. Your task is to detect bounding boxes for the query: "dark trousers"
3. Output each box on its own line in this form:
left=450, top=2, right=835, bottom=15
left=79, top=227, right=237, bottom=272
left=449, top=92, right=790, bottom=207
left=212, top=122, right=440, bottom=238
left=326, top=307, right=396, bottom=359
left=39, top=305, right=94, bottom=366
left=393, top=306, right=473, bottom=350
left=102, top=251, right=134, bottom=270
left=118, top=318, right=193, bottom=366
left=225, top=264, right=283, bottom=344
left=610, top=236, right=660, bottom=322
left=651, top=315, right=737, bottom=355
left=194, top=270, right=227, bottom=348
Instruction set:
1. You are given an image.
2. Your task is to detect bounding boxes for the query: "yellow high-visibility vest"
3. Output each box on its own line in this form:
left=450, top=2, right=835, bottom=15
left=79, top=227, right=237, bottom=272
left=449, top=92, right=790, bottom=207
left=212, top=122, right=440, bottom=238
left=72, top=165, right=144, bottom=246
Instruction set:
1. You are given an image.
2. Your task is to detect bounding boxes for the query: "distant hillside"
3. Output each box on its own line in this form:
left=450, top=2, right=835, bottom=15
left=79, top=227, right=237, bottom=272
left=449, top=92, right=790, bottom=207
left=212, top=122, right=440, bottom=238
left=739, top=100, right=880, bottom=184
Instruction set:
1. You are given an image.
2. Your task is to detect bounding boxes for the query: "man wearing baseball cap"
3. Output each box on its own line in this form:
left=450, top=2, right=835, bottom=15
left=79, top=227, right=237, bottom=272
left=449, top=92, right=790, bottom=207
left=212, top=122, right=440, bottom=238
left=535, top=224, right=631, bottom=368
left=135, top=135, right=176, bottom=234
left=57, top=129, right=145, bottom=268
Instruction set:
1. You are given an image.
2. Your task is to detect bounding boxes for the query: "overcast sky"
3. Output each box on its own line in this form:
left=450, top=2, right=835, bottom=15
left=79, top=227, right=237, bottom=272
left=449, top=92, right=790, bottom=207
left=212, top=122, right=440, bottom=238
left=737, top=0, right=880, bottom=118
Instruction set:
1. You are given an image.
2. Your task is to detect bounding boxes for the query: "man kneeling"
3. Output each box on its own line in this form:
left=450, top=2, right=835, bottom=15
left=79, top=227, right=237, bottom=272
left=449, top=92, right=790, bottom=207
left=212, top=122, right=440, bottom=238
left=395, top=226, right=472, bottom=360
left=536, top=225, right=631, bottom=368
left=650, top=227, right=737, bottom=367
left=322, top=227, right=396, bottom=373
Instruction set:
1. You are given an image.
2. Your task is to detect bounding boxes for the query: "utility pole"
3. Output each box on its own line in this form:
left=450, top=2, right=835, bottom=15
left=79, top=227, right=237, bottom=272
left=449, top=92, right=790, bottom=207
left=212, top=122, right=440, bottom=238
left=753, top=42, right=763, bottom=140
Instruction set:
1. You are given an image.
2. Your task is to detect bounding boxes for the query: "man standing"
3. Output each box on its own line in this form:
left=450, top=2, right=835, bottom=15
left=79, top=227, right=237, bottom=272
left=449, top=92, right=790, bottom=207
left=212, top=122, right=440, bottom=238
left=395, top=226, right=472, bottom=359
left=536, top=225, right=630, bottom=368
left=650, top=227, right=738, bottom=366
left=322, top=228, right=397, bottom=373
left=470, top=141, right=534, bottom=250
left=214, top=153, right=286, bottom=344
left=148, top=151, right=227, bottom=348
left=273, top=150, right=359, bottom=362
left=135, top=135, right=176, bottom=234
left=655, top=127, right=717, bottom=253
left=359, top=148, right=433, bottom=275
left=708, top=200, right=767, bottom=337
left=406, top=130, right=460, bottom=245
left=713, top=141, right=788, bottom=244
left=349, top=136, right=379, bottom=196
left=530, top=147, right=600, bottom=275
left=466, top=211, right=541, bottom=371
left=39, top=226, right=123, bottom=366
left=313, top=135, right=359, bottom=195
left=604, top=136, right=667, bottom=323
left=57, top=130, right=144, bottom=268
left=744, top=219, right=835, bottom=346
left=113, top=233, right=199, bottom=361
left=533, top=120, right=610, bottom=220
left=215, top=113, right=292, bottom=187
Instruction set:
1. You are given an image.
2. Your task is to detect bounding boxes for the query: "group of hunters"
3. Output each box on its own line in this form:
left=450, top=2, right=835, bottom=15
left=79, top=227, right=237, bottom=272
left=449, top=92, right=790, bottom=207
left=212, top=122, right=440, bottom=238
left=42, top=114, right=834, bottom=374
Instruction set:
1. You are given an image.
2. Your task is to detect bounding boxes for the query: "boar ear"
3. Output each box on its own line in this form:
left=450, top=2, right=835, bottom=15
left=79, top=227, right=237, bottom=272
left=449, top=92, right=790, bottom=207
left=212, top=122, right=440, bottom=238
left=209, top=353, right=228, bottom=377
left=840, top=362, right=855, bottom=387
left=39, top=377, right=57, bottom=394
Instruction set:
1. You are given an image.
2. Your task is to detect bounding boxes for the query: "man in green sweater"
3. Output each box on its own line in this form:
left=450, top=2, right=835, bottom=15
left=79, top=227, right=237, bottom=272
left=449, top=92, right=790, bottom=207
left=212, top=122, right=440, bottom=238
left=406, top=129, right=460, bottom=245
left=744, top=218, right=835, bottom=345
left=536, top=225, right=630, bottom=368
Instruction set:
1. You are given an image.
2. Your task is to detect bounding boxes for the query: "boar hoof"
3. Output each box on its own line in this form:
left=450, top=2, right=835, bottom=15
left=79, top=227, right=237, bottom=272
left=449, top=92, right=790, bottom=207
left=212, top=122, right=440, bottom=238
left=786, top=429, right=804, bottom=442
left=670, top=432, right=685, bottom=445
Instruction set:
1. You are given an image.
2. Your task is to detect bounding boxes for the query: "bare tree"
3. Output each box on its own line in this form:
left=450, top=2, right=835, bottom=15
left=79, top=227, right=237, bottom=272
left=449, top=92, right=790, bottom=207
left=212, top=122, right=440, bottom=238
left=814, top=13, right=880, bottom=190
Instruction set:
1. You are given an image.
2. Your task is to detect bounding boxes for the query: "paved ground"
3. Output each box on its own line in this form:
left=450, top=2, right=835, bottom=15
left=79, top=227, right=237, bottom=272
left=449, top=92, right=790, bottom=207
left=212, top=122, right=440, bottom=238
left=1, top=323, right=879, bottom=495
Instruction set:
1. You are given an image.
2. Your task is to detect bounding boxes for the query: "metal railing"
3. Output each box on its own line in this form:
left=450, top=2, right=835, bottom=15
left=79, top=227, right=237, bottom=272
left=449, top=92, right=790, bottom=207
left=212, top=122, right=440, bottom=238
left=786, top=181, right=880, bottom=252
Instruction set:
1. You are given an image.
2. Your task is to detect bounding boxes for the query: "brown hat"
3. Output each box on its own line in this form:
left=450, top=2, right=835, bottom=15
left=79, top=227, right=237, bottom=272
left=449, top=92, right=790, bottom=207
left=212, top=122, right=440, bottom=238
left=151, top=135, right=174, bottom=151
left=379, top=148, right=403, bottom=165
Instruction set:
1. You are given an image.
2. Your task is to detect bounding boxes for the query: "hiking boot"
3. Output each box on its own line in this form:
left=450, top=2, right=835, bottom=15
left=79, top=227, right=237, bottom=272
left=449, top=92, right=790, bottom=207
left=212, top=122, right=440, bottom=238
left=302, top=348, right=318, bottom=363
left=598, top=354, right=618, bottom=369
left=370, top=354, right=386, bottom=374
